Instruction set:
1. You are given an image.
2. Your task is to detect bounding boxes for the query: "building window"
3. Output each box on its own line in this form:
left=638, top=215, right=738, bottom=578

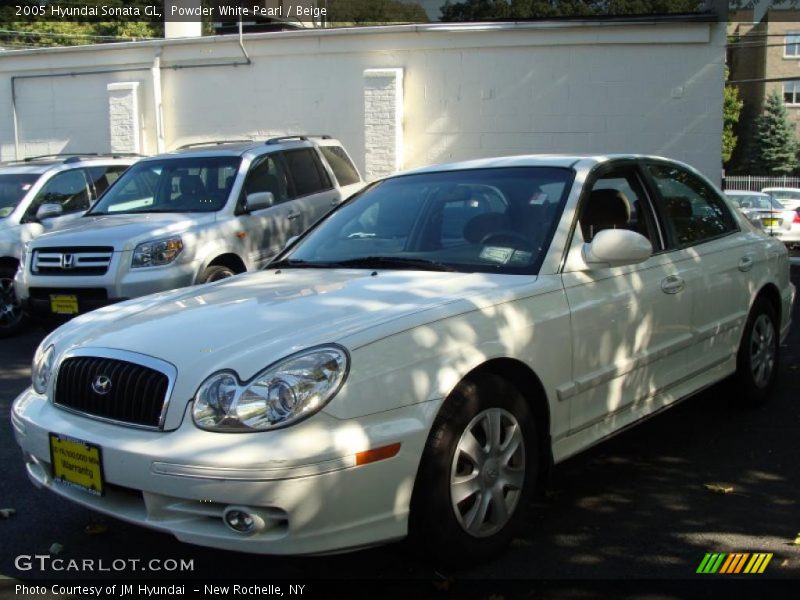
left=783, top=81, right=800, bottom=105
left=785, top=32, right=800, bottom=57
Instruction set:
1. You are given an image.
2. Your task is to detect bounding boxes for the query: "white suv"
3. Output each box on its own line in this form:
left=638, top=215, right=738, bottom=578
left=0, top=154, right=138, bottom=336
left=15, top=136, right=363, bottom=322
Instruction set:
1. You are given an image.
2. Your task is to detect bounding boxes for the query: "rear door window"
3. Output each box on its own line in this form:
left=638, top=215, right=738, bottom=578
left=85, top=165, right=129, bottom=199
left=319, top=146, right=361, bottom=187
left=282, top=149, right=333, bottom=197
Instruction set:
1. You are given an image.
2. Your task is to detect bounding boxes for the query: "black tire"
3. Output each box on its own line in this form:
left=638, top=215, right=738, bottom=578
left=0, top=266, right=29, bottom=338
left=198, top=265, right=236, bottom=284
left=733, top=297, right=779, bottom=407
left=409, top=373, right=537, bottom=566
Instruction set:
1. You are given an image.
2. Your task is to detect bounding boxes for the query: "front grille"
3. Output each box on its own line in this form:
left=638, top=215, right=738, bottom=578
left=54, top=357, right=169, bottom=428
left=33, top=247, right=113, bottom=276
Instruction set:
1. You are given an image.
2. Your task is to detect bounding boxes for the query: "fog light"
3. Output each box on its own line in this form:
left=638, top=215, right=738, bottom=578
left=222, top=507, right=264, bottom=535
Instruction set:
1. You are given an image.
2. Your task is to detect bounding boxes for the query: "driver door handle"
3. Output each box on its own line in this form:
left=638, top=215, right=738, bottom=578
left=738, top=256, right=754, bottom=272
left=287, top=212, right=301, bottom=221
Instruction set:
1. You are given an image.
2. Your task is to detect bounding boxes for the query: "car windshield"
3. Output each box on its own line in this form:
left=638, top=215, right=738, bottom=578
left=0, top=174, right=39, bottom=218
left=766, top=190, right=800, bottom=201
left=276, top=167, right=573, bottom=275
left=727, top=194, right=775, bottom=211
left=88, top=157, right=241, bottom=215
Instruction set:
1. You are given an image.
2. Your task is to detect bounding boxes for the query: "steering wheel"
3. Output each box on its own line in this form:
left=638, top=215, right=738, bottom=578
left=480, top=230, right=534, bottom=249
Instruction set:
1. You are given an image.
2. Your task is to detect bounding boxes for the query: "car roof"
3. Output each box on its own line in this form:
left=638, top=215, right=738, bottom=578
left=0, top=154, right=139, bottom=174
left=399, top=154, right=679, bottom=176
left=761, top=187, right=800, bottom=192
left=725, top=190, right=769, bottom=196
left=157, top=136, right=340, bottom=160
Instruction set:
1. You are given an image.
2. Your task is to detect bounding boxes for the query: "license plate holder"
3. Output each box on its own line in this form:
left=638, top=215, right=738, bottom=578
left=50, top=295, right=79, bottom=315
left=49, top=434, right=104, bottom=496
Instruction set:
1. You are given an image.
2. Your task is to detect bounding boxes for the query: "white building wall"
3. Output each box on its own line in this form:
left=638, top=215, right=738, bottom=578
left=0, top=21, right=725, bottom=182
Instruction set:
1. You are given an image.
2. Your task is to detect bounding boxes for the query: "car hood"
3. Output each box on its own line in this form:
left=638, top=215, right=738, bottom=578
left=30, top=213, right=217, bottom=252
left=47, top=268, right=537, bottom=384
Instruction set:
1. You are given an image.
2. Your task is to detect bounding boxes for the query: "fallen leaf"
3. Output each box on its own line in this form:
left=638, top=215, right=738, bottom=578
left=49, top=543, right=64, bottom=555
left=84, top=524, right=108, bottom=535
left=0, top=508, right=16, bottom=519
left=794, top=533, right=800, bottom=545
left=704, top=483, right=734, bottom=494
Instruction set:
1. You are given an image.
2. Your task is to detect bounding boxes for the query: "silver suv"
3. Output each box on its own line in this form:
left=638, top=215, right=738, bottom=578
left=0, top=154, right=138, bottom=336
left=15, top=136, right=363, bottom=322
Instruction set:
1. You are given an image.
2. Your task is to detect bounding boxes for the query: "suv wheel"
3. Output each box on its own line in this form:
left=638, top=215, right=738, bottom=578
left=0, top=267, right=29, bottom=338
left=199, top=265, right=236, bottom=284
left=409, top=373, right=537, bottom=565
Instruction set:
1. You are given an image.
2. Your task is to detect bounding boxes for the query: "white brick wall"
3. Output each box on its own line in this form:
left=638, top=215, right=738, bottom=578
left=0, top=21, right=725, bottom=182
left=107, top=82, right=141, bottom=154
left=364, top=68, right=404, bottom=181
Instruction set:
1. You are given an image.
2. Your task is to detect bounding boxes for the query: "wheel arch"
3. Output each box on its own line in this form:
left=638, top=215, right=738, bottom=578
left=0, top=256, right=19, bottom=273
left=197, top=253, right=247, bottom=282
left=455, top=357, right=554, bottom=492
left=753, top=282, right=782, bottom=325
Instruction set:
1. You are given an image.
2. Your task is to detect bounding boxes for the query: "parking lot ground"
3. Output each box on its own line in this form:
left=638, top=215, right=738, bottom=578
left=0, top=269, right=799, bottom=589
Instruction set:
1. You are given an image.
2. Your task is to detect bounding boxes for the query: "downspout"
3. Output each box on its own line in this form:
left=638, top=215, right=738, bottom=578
left=10, top=32, right=253, bottom=158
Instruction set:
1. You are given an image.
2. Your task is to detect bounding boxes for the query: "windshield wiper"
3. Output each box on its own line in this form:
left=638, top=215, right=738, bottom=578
left=270, top=256, right=456, bottom=272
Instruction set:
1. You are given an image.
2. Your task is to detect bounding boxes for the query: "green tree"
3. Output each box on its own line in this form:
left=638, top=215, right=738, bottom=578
left=441, top=0, right=702, bottom=21
left=749, top=90, right=798, bottom=175
left=723, top=69, right=743, bottom=165
left=328, top=0, right=429, bottom=24
left=0, top=1, right=162, bottom=48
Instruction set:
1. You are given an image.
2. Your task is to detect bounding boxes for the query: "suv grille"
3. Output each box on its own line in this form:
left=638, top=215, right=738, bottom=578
left=33, top=247, right=114, bottom=276
left=54, top=357, right=170, bottom=428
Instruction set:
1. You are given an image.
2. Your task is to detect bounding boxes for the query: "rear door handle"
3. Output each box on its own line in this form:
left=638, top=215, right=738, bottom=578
left=287, top=212, right=301, bottom=221
left=738, top=256, right=754, bottom=272
left=661, top=275, right=685, bottom=295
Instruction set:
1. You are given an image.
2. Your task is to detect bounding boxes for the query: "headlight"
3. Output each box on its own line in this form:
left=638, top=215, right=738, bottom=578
left=192, top=346, right=349, bottom=432
left=32, top=344, right=55, bottom=395
left=131, top=236, right=183, bottom=268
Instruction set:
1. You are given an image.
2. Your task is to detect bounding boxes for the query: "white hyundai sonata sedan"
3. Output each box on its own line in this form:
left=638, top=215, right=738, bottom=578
left=12, top=155, right=795, bottom=563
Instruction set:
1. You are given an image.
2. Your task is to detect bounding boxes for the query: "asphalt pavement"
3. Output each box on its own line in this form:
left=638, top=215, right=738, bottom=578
left=1, top=269, right=799, bottom=593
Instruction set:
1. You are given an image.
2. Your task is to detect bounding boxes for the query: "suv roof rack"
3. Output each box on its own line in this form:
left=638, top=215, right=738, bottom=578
left=177, top=140, right=255, bottom=150
left=265, top=135, right=332, bottom=145
left=20, top=153, right=143, bottom=163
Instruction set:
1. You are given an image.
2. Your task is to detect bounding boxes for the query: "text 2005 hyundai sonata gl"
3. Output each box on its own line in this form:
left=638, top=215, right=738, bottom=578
left=12, top=155, right=795, bottom=563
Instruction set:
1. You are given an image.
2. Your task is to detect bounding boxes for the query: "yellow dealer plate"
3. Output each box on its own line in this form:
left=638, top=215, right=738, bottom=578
left=49, top=434, right=104, bottom=496
left=50, top=295, right=79, bottom=315
left=762, top=218, right=779, bottom=228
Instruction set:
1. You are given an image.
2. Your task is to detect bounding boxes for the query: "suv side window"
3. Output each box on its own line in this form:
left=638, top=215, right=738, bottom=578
left=239, top=155, right=291, bottom=212
left=283, top=149, right=333, bottom=197
left=319, top=146, right=360, bottom=186
left=646, top=163, right=737, bottom=247
left=28, top=169, right=91, bottom=217
left=86, top=166, right=128, bottom=199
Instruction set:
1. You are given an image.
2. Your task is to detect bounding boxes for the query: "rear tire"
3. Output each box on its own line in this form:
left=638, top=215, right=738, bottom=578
left=409, top=373, right=537, bottom=566
left=0, top=267, right=29, bottom=338
left=733, top=297, right=779, bottom=407
left=198, top=265, right=236, bottom=284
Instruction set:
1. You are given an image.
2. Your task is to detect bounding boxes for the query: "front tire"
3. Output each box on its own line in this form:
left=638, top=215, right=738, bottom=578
left=409, top=373, right=537, bottom=566
left=733, top=297, right=779, bottom=407
left=0, top=267, right=29, bottom=338
left=198, top=265, right=236, bottom=284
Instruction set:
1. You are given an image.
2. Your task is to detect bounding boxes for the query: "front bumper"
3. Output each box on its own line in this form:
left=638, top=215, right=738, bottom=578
left=17, top=253, right=200, bottom=317
left=12, top=388, right=435, bottom=555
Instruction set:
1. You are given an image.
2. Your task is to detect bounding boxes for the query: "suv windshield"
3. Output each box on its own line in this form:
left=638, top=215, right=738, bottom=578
left=278, top=167, right=573, bottom=275
left=89, top=157, right=241, bottom=215
left=0, top=174, right=39, bottom=218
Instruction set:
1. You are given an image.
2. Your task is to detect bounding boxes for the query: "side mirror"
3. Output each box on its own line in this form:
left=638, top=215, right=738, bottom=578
left=244, top=192, right=274, bottom=213
left=583, top=229, right=652, bottom=269
left=36, top=203, right=63, bottom=220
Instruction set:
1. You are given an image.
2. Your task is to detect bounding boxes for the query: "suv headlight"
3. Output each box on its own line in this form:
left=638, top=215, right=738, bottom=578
left=192, top=346, right=349, bottom=432
left=132, top=236, right=183, bottom=268
left=32, top=344, right=55, bottom=395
